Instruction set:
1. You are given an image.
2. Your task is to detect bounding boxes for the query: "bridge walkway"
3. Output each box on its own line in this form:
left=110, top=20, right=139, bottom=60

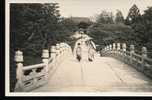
left=32, top=44, right=152, bottom=92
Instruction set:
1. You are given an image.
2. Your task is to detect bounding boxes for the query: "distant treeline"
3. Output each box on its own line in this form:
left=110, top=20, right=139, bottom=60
left=87, top=4, right=152, bottom=58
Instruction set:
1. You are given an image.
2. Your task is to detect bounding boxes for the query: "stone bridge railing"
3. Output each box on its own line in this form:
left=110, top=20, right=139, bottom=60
left=14, top=42, right=72, bottom=92
left=102, top=43, right=152, bottom=78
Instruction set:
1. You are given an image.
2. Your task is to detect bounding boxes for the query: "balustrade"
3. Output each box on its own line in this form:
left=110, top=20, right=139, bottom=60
left=102, top=42, right=152, bottom=79
left=14, top=42, right=72, bottom=92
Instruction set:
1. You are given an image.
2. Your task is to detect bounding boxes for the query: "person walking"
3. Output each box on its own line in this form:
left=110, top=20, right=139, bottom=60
left=76, top=43, right=82, bottom=62
left=88, top=46, right=95, bottom=62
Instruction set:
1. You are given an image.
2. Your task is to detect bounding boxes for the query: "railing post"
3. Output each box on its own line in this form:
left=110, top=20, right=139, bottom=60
left=122, top=43, right=126, bottom=55
left=122, top=43, right=127, bottom=61
left=116, top=43, right=120, bottom=58
left=109, top=44, right=112, bottom=51
left=60, top=43, right=63, bottom=54
left=68, top=45, right=72, bottom=55
left=103, top=46, right=106, bottom=56
left=104, top=46, right=107, bottom=51
left=50, top=45, right=56, bottom=65
left=142, top=47, right=147, bottom=58
left=112, top=43, right=116, bottom=56
left=63, top=43, right=67, bottom=57
left=113, top=43, right=116, bottom=50
left=60, top=43, right=64, bottom=60
left=109, top=44, right=112, bottom=55
left=56, top=43, right=60, bottom=65
left=15, top=50, right=23, bottom=91
left=106, top=45, right=108, bottom=52
left=42, top=49, right=49, bottom=75
left=59, top=43, right=62, bottom=55
left=122, top=43, right=127, bottom=52
left=141, top=47, right=147, bottom=71
left=106, top=45, right=109, bottom=55
left=120, top=43, right=123, bottom=55
left=117, top=43, right=120, bottom=50
left=108, top=45, right=110, bottom=51
left=51, top=46, right=56, bottom=59
left=56, top=44, right=60, bottom=56
left=107, top=45, right=110, bottom=52
left=130, top=45, right=135, bottom=64
left=61, top=43, right=64, bottom=57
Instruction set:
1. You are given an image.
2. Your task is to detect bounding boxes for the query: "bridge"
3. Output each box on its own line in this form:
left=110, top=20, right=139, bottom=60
left=14, top=37, right=152, bottom=92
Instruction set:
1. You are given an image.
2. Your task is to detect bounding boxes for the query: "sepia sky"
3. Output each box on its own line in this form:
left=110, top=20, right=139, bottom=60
left=54, top=0, right=152, bottom=18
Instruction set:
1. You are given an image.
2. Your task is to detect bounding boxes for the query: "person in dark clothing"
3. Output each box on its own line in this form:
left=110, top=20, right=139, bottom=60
left=76, top=43, right=82, bottom=62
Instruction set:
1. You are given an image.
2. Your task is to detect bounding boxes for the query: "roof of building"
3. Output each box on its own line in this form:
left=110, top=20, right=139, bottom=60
left=65, top=17, right=91, bottom=23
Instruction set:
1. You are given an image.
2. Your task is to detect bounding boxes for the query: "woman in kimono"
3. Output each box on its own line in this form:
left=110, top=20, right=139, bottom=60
left=76, top=43, right=82, bottom=62
left=88, top=46, right=95, bottom=62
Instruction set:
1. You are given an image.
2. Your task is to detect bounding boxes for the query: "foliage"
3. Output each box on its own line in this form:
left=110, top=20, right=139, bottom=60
left=10, top=3, right=78, bottom=65
left=115, top=10, right=124, bottom=24
left=88, top=6, right=152, bottom=58
left=131, top=7, right=152, bottom=56
left=88, top=23, right=134, bottom=48
left=96, top=11, right=114, bottom=24
left=78, top=21, right=92, bottom=29
left=125, top=4, right=141, bottom=25
left=87, top=11, right=134, bottom=50
left=10, top=3, right=61, bottom=56
left=60, top=18, right=78, bottom=32
left=125, top=5, right=152, bottom=57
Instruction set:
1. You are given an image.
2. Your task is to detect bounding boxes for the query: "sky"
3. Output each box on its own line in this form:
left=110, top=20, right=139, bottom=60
left=53, top=0, right=152, bottom=19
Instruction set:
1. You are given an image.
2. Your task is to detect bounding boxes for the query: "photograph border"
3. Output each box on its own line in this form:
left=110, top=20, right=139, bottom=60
left=5, top=0, right=152, bottom=97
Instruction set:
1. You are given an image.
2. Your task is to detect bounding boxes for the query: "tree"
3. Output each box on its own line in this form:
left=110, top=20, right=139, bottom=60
left=142, top=7, right=152, bottom=39
left=87, top=22, right=134, bottom=48
left=96, top=11, right=114, bottom=24
left=139, top=7, right=152, bottom=54
left=10, top=3, right=61, bottom=54
left=124, top=6, right=152, bottom=57
left=10, top=3, right=62, bottom=91
left=60, top=18, right=78, bottom=32
left=115, top=10, right=124, bottom=24
left=78, top=21, right=92, bottom=29
left=125, top=4, right=141, bottom=25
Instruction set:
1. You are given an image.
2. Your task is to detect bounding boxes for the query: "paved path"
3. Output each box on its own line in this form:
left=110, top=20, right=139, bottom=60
left=32, top=43, right=152, bottom=92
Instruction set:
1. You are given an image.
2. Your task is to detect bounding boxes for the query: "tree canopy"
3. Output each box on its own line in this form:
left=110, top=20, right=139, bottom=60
left=96, top=11, right=114, bottom=24
left=10, top=3, right=78, bottom=60
left=87, top=10, right=134, bottom=49
left=115, top=10, right=124, bottom=24
left=87, top=4, right=152, bottom=58
left=125, top=4, right=141, bottom=25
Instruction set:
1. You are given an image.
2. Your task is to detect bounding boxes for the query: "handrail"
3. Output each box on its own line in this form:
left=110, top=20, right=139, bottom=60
left=125, top=51, right=130, bottom=56
left=14, top=42, right=72, bottom=92
left=102, top=43, right=152, bottom=79
left=23, top=63, right=46, bottom=71
left=144, top=57, right=152, bottom=65
left=48, top=57, right=53, bottom=64
left=132, top=53, right=142, bottom=62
